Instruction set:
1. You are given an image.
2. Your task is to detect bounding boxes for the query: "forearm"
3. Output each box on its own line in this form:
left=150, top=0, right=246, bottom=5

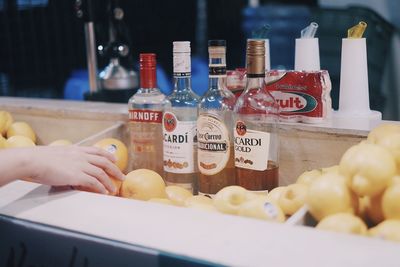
left=0, top=148, right=34, bottom=186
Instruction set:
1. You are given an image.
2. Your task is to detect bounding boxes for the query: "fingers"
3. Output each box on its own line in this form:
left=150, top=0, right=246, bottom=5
left=83, top=164, right=116, bottom=194
left=79, top=146, right=117, bottom=163
left=73, top=174, right=108, bottom=194
left=86, top=154, right=125, bottom=181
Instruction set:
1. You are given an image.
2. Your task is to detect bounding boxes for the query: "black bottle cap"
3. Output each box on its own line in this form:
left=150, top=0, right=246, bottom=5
left=208, top=40, right=226, bottom=47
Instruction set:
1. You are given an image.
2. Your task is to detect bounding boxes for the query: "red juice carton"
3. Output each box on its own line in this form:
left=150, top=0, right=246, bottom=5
left=227, top=68, right=247, bottom=97
left=265, top=70, right=332, bottom=123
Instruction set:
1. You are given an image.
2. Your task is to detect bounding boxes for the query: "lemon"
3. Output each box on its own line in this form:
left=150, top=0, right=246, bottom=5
left=364, top=192, right=385, bottom=224
left=382, top=183, right=400, bottom=220
left=316, top=213, right=367, bottom=235
left=6, top=135, right=36, bottom=148
left=238, top=199, right=285, bottom=223
left=369, top=220, right=400, bottom=242
left=278, top=183, right=308, bottom=216
left=94, top=138, right=128, bottom=172
left=339, top=143, right=396, bottom=197
left=184, top=195, right=213, bottom=207
left=7, top=121, right=36, bottom=143
left=306, top=173, right=358, bottom=221
left=296, top=169, right=322, bottom=186
left=213, top=186, right=250, bottom=215
left=321, top=165, right=339, bottom=174
left=49, top=139, right=73, bottom=146
left=0, top=135, right=7, bottom=148
left=265, top=186, right=287, bottom=203
left=376, top=133, right=400, bottom=170
left=367, top=124, right=400, bottom=144
left=120, top=169, right=166, bottom=200
left=0, top=111, right=13, bottom=136
left=165, top=185, right=193, bottom=206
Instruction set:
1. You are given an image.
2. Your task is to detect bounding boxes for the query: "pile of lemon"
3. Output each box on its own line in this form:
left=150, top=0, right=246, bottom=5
left=297, top=123, right=400, bottom=242
left=0, top=110, right=74, bottom=147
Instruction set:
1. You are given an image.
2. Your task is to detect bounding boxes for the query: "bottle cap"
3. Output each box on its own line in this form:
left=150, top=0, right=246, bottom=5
left=139, top=53, right=157, bottom=88
left=247, top=39, right=265, bottom=56
left=208, top=40, right=226, bottom=47
left=246, top=39, right=265, bottom=76
left=140, top=53, right=156, bottom=69
left=173, top=41, right=191, bottom=53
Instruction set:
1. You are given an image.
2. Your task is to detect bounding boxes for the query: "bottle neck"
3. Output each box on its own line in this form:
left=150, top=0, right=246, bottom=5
left=208, top=74, right=227, bottom=91
left=140, top=67, right=157, bottom=88
left=173, top=75, right=192, bottom=92
left=244, top=75, right=265, bottom=91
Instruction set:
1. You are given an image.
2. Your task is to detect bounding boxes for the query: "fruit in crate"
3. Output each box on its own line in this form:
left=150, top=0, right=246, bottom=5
left=296, top=169, right=321, bottom=186
left=265, top=186, right=287, bottom=202
left=316, top=213, right=368, bottom=235
left=375, top=133, right=400, bottom=170
left=165, top=186, right=193, bottom=206
left=184, top=195, right=216, bottom=212
left=49, top=139, right=73, bottom=146
left=0, top=135, right=6, bottom=148
left=121, top=169, right=166, bottom=200
left=382, top=183, right=400, bottom=220
left=339, top=143, right=396, bottom=197
left=0, top=110, right=13, bottom=136
left=6, top=135, right=36, bottom=148
left=238, top=198, right=285, bottom=223
left=367, top=123, right=400, bottom=144
left=94, top=138, right=128, bottom=172
left=306, top=173, right=358, bottom=221
left=363, top=193, right=385, bottom=225
left=7, top=121, right=36, bottom=143
left=278, top=183, right=308, bottom=216
left=368, top=220, right=400, bottom=242
left=213, top=186, right=254, bottom=215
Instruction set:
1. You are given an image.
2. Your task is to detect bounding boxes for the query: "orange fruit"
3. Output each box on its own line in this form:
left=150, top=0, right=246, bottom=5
left=93, top=138, right=128, bottom=172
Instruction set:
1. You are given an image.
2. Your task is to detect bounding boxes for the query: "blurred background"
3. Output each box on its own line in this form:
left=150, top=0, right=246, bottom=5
left=0, top=0, right=399, bottom=119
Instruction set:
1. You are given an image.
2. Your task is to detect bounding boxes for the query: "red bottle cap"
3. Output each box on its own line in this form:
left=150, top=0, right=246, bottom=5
left=140, top=53, right=157, bottom=88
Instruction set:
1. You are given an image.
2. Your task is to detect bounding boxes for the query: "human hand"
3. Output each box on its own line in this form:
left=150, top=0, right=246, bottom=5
left=28, top=145, right=125, bottom=194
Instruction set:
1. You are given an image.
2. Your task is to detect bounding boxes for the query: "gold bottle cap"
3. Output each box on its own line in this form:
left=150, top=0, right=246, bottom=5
left=347, top=21, right=367, bottom=38
left=246, top=39, right=265, bottom=76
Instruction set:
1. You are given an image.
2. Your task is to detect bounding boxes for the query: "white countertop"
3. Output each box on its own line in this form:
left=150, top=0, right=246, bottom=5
left=0, top=181, right=399, bottom=267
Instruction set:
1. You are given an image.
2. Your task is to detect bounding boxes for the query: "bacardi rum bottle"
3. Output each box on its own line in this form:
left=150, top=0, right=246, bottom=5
left=233, top=39, right=279, bottom=192
left=163, top=41, right=200, bottom=193
left=128, top=53, right=167, bottom=176
left=197, top=40, right=236, bottom=196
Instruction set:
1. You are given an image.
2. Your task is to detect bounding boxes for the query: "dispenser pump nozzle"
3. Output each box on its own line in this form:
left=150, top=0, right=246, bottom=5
left=348, top=21, right=367, bottom=38
left=301, top=22, right=319, bottom=38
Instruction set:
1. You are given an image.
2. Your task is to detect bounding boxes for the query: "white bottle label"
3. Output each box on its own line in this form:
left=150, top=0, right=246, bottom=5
left=234, top=121, right=270, bottom=171
left=197, top=115, right=230, bottom=176
left=173, top=53, right=191, bottom=76
left=163, top=112, right=197, bottom=174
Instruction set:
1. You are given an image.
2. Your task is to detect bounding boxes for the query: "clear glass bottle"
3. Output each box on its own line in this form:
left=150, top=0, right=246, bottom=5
left=197, top=40, right=236, bottom=196
left=128, top=53, right=167, bottom=176
left=163, top=41, right=200, bottom=193
left=233, top=39, right=279, bottom=192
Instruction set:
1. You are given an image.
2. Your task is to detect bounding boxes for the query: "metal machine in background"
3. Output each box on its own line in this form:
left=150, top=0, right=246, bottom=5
left=74, top=0, right=138, bottom=103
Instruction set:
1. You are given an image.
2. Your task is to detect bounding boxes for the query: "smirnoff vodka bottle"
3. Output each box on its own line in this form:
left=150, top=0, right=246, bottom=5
left=128, top=53, right=167, bottom=176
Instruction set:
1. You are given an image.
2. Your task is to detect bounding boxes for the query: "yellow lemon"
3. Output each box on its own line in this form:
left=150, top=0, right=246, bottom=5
left=265, top=186, right=287, bottom=203
left=306, top=173, right=358, bottom=221
left=7, top=121, right=36, bottom=143
left=382, top=183, right=400, bottom=220
left=238, top=199, right=285, bottom=223
left=165, top=185, right=193, bottom=206
left=0, top=135, right=7, bottom=148
left=6, top=135, right=36, bottom=148
left=184, top=195, right=213, bottom=207
left=0, top=111, right=13, bottom=136
left=316, top=213, right=367, bottom=235
left=368, top=220, right=400, bottom=242
left=339, top=143, right=396, bottom=197
left=296, top=169, right=322, bottom=186
left=120, top=169, right=166, bottom=200
left=278, top=183, right=308, bottom=216
left=213, top=186, right=251, bottom=215
left=321, top=165, right=340, bottom=174
left=376, top=133, right=400, bottom=170
left=93, top=138, right=128, bottom=172
left=367, top=124, right=400, bottom=144
left=49, top=139, right=73, bottom=146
